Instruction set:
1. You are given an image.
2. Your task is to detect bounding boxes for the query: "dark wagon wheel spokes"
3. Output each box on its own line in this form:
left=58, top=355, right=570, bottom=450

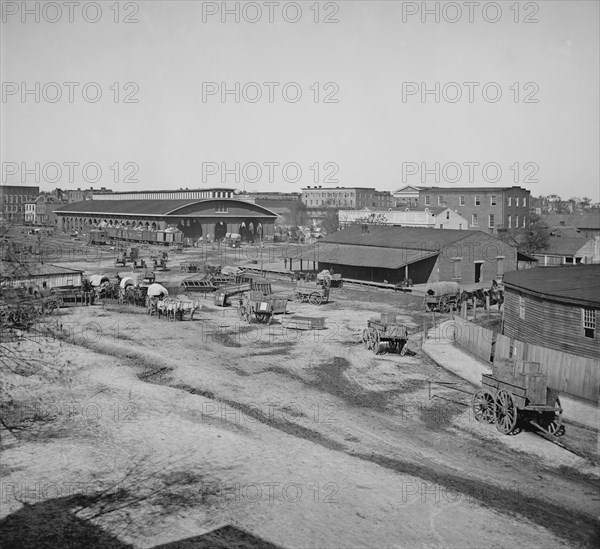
left=439, top=296, right=450, bottom=313
left=495, top=390, right=518, bottom=434
left=538, top=397, right=565, bottom=437
left=309, top=292, right=323, bottom=305
left=362, top=328, right=372, bottom=349
left=472, top=390, right=496, bottom=424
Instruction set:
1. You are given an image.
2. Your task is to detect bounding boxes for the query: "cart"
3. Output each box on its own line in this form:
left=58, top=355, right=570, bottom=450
left=237, top=292, right=275, bottom=324
left=292, top=283, right=330, bottom=305
left=471, top=359, right=564, bottom=436
left=362, top=313, right=409, bottom=355
left=316, top=270, right=344, bottom=288
left=423, top=281, right=461, bottom=313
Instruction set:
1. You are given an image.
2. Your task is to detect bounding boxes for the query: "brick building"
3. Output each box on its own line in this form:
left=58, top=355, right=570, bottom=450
left=418, top=186, right=530, bottom=234
left=301, top=186, right=393, bottom=226
left=0, top=185, right=40, bottom=224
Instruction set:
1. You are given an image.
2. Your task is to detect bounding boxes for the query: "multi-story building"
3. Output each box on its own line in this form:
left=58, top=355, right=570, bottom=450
left=418, top=186, right=530, bottom=234
left=0, top=185, right=40, bottom=224
left=339, top=207, right=469, bottom=230
left=301, top=186, right=393, bottom=225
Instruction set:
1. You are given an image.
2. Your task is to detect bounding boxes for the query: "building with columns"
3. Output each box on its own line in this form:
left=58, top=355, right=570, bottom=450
left=54, top=198, right=278, bottom=241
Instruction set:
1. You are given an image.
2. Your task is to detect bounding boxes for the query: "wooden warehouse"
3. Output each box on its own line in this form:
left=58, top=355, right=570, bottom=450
left=503, top=265, right=600, bottom=360
left=282, top=225, right=517, bottom=285
left=0, top=262, right=84, bottom=290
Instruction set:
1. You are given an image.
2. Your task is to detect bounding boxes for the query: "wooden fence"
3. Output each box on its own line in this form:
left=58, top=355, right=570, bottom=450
left=453, top=318, right=599, bottom=403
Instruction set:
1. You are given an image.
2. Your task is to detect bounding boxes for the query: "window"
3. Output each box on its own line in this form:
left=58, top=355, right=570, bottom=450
left=446, top=210, right=450, bottom=220
left=474, top=196, right=481, bottom=206
left=425, top=195, right=431, bottom=206
left=508, top=215, right=512, bottom=228
left=582, top=309, right=596, bottom=338
left=515, top=215, right=519, bottom=227
left=519, top=296, right=525, bottom=319
left=489, top=214, right=495, bottom=228
left=215, top=202, right=228, bottom=213
left=459, top=195, right=465, bottom=206
left=496, top=256, right=504, bottom=277
left=438, top=195, right=444, bottom=206
left=508, top=197, right=512, bottom=206
left=452, top=258, right=462, bottom=280
left=490, top=195, right=497, bottom=206
left=471, top=214, right=478, bottom=227
left=515, top=197, right=519, bottom=207
left=522, top=217, right=526, bottom=228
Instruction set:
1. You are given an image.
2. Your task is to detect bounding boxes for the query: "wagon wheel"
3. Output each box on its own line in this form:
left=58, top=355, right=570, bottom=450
left=472, top=390, right=496, bottom=424
left=371, top=330, right=381, bottom=355
left=495, top=390, right=518, bottom=434
left=400, top=341, right=408, bottom=357
left=537, top=397, right=565, bottom=437
left=362, top=328, right=372, bottom=350
left=255, top=312, right=266, bottom=322
left=322, top=278, right=331, bottom=289
left=439, top=297, right=450, bottom=314
left=293, top=292, right=304, bottom=303
left=309, top=293, right=323, bottom=306
left=237, top=305, right=247, bottom=320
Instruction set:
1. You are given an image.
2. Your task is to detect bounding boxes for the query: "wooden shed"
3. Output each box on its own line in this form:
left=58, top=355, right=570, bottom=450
left=503, top=265, right=600, bottom=360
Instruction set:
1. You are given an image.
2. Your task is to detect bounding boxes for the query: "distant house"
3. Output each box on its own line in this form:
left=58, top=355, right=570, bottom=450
left=0, top=263, right=83, bottom=290
left=503, top=265, right=600, bottom=360
left=282, top=225, right=517, bottom=285
left=392, top=185, right=429, bottom=207
left=532, top=237, right=600, bottom=265
left=539, top=214, right=600, bottom=239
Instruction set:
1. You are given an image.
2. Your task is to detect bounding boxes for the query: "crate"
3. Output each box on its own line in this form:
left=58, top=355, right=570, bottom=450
left=491, top=359, right=517, bottom=383
left=381, top=312, right=397, bottom=324
left=516, top=372, right=548, bottom=405
left=282, top=316, right=326, bottom=330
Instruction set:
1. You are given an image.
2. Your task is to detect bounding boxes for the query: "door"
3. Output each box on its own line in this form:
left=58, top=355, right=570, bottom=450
left=475, top=262, right=483, bottom=283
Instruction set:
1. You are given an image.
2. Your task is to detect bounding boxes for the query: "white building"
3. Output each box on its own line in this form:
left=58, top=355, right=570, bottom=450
left=339, top=207, right=469, bottom=230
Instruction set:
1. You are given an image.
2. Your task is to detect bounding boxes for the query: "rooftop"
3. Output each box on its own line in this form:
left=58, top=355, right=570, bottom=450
left=323, top=225, right=478, bottom=250
left=539, top=214, right=600, bottom=230
left=533, top=237, right=594, bottom=256
left=54, top=199, right=277, bottom=217
left=503, top=265, right=600, bottom=307
left=1, top=262, right=84, bottom=281
left=424, top=186, right=529, bottom=193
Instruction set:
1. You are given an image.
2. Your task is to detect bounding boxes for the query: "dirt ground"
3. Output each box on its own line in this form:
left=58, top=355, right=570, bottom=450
left=1, top=236, right=599, bottom=548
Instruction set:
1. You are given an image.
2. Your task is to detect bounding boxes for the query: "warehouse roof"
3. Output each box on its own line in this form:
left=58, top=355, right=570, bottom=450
left=503, top=265, right=600, bottom=307
left=281, top=243, right=438, bottom=269
left=1, top=262, right=83, bottom=280
left=533, top=237, right=593, bottom=256
left=55, top=199, right=278, bottom=217
left=323, top=225, right=477, bottom=250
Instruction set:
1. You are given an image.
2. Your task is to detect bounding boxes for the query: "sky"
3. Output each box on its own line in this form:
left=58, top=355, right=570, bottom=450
left=1, top=0, right=599, bottom=200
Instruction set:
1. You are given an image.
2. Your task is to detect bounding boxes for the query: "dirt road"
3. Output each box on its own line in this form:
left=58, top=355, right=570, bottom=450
left=2, top=282, right=598, bottom=548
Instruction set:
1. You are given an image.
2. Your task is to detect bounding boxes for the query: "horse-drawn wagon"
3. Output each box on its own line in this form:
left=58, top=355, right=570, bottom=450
left=472, top=359, right=564, bottom=436
left=424, top=281, right=461, bottom=313
left=292, top=283, right=329, bottom=305
left=362, top=313, right=410, bottom=355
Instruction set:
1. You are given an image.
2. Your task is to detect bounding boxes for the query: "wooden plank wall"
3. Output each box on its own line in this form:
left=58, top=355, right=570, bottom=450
left=455, top=320, right=599, bottom=403
left=453, top=317, right=493, bottom=363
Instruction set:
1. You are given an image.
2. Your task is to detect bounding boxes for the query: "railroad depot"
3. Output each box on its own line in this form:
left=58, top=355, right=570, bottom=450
left=282, top=225, right=517, bottom=285
left=54, top=198, right=279, bottom=242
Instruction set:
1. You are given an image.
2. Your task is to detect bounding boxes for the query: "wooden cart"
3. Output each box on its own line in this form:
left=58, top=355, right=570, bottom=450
left=362, top=313, right=409, bottom=355
left=237, top=292, right=275, bottom=324
left=316, top=271, right=344, bottom=288
left=471, top=360, right=564, bottom=436
left=423, top=281, right=461, bottom=313
left=292, top=284, right=330, bottom=305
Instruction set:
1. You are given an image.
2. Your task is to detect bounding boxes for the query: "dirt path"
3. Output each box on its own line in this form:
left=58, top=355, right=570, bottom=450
left=6, top=297, right=593, bottom=548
